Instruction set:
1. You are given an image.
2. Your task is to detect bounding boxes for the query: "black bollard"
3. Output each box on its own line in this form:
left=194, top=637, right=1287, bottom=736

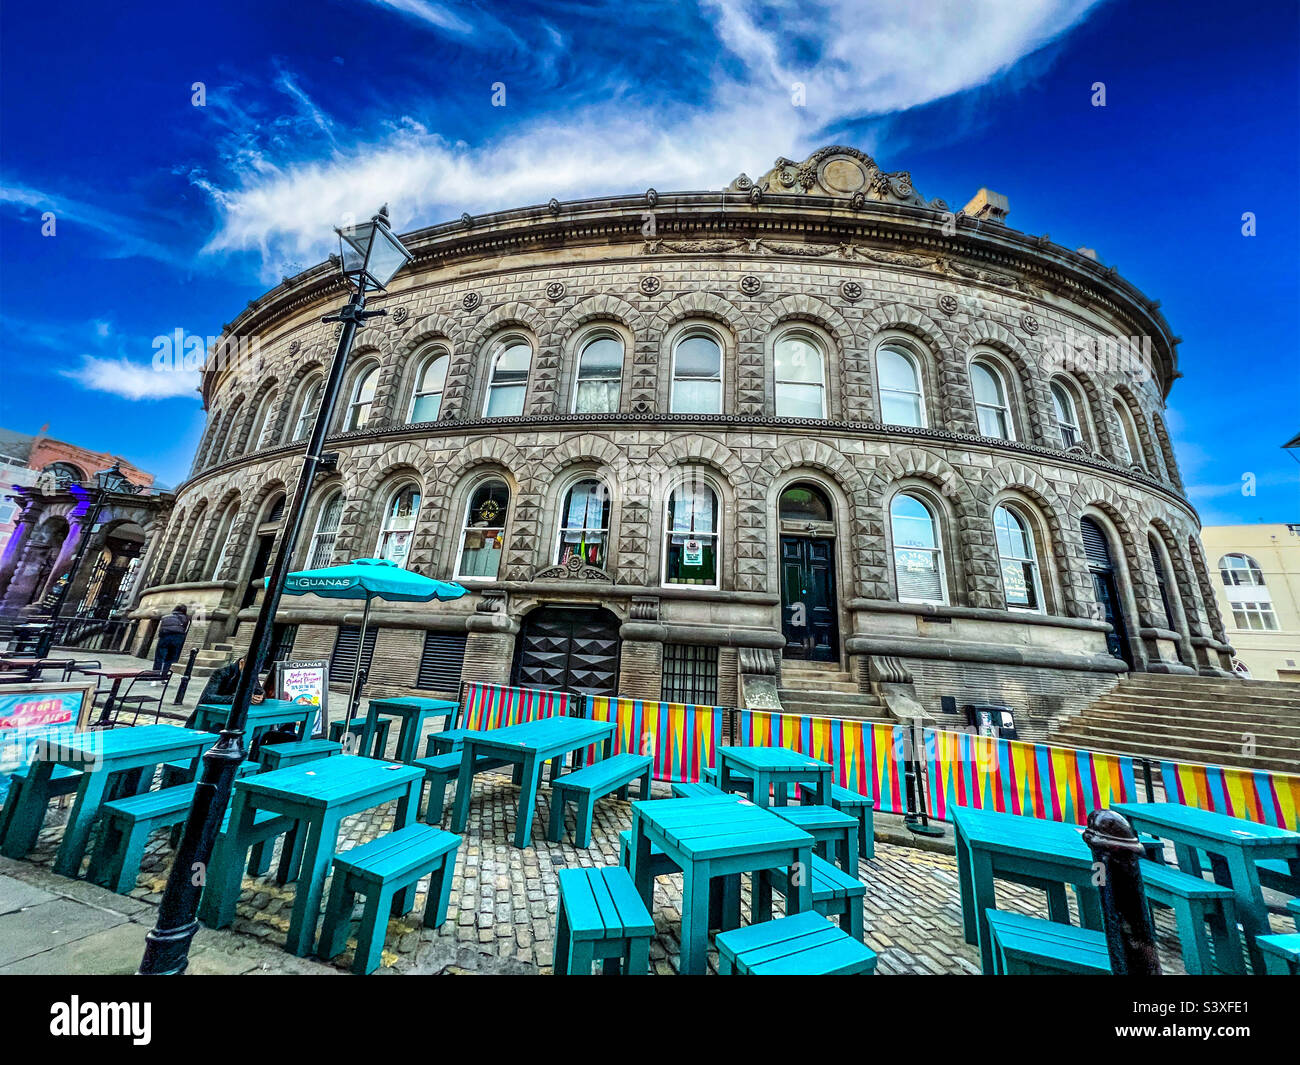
left=1082, top=808, right=1162, bottom=975
left=173, top=648, right=199, bottom=704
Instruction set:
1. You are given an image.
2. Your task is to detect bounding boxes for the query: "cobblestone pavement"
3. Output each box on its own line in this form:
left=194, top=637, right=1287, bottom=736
left=13, top=756, right=1296, bottom=977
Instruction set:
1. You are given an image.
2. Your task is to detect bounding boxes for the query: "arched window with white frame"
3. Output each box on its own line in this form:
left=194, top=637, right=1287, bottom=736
left=890, top=492, right=945, bottom=604
left=456, top=479, right=510, bottom=579
left=1113, top=398, right=1141, bottom=465
left=1050, top=380, right=1082, bottom=448
left=375, top=484, right=421, bottom=568
left=483, top=338, right=531, bottom=417
left=573, top=334, right=622, bottom=414
left=663, top=478, right=719, bottom=587
left=346, top=365, right=379, bottom=430
left=876, top=346, right=926, bottom=427
left=556, top=479, right=611, bottom=568
left=293, top=377, right=322, bottom=441
left=1218, top=553, right=1265, bottom=587
left=670, top=332, right=722, bottom=414
left=971, top=359, right=1014, bottom=440
left=774, top=332, right=826, bottom=418
left=994, top=503, right=1045, bottom=612
left=306, top=491, right=344, bottom=569
left=248, top=390, right=278, bottom=451
left=220, top=401, right=245, bottom=461
left=1217, top=553, right=1277, bottom=630
left=409, top=351, right=449, bottom=423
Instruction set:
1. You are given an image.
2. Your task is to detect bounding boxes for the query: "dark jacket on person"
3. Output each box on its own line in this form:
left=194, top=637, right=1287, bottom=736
left=158, top=610, right=190, bottom=637
left=184, top=659, right=264, bottom=728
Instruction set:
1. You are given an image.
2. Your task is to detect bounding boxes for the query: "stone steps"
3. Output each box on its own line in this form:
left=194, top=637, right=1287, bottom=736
left=1058, top=714, right=1300, bottom=745
left=776, top=660, right=889, bottom=721
left=1050, top=721, right=1298, bottom=760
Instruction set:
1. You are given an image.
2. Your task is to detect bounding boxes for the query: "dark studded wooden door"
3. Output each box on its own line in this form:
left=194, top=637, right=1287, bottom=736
left=513, top=607, right=621, bottom=697
left=780, top=536, right=839, bottom=661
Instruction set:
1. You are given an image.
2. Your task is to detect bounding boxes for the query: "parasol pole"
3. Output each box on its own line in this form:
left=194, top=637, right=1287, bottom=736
left=348, top=592, right=373, bottom=729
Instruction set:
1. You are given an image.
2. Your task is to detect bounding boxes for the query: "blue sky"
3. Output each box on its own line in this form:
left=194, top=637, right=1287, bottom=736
left=0, top=0, right=1296, bottom=522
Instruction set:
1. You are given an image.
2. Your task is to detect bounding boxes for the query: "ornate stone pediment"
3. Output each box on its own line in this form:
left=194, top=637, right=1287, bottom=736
left=730, top=146, right=948, bottom=212
left=531, top=555, right=614, bottom=583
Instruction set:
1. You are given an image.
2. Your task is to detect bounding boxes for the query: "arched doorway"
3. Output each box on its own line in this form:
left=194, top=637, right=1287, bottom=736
left=512, top=606, right=621, bottom=697
left=241, top=493, right=285, bottom=609
left=78, top=522, right=147, bottom=617
left=1081, top=516, right=1134, bottom=668
left=778, top=482, right=840, bottom=662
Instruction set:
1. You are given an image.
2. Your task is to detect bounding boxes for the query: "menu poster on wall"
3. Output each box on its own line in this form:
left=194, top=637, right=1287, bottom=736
left=277, top=659, right=330, bottom=738
left=683, top=539, right=703, bottom=566
left=0, top=683, right=94, bottom=802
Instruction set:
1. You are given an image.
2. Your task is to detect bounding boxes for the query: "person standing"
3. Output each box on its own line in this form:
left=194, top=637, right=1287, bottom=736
left=152, top=604, right=190, bottom=676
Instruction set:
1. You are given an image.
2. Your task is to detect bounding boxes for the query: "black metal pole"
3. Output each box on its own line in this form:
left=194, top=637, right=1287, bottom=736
left=1081, top=807, right=1162, bottom=975
left=173, top=647, right=199, bottom=704
left=139, top=285, right=381, bottom=975
left=34, top=488, right=106, bottom=659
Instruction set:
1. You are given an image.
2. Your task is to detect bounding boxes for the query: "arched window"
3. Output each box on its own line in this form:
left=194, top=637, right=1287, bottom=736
left=207, top=504, right=240, bottom=579
left=556, top=479, right=611, bottom=568
left=971, top=360, right=1014, bottom=440
left=293, top=377, right=322, bottom=441
left=573, top=335, right=622, bottom=414
left=994, top=504, right=1043, bottom=612
left=671, top=333, right=722, bottom=414
left=1149, top=535, right=1176, bottom=629
left=1113, top=398, right=1141, bottom=465
left=778, top=483, right=833, bottom=524
left=1218, top=553, right=1265, bottom=587
left=890, top=493, right=945, bottom=604
left=306, top=492, right=343, bottom=568
left=248, top=390, right=278, bottom=450
left=1050, top=381, right=1082, bottom=448
left=376, top=484, right=421, bottom=567
left=220, top=402, right=245, bottom=460
left=409, top=352, right=449, bottom=423
left=44, top=462, right=84, bottom=488
left=483, top=339, right=531, bottom=417
left=774, top=333, right=826, bottom=418
left=663, top=480, right=719, bottom=587
left=876, top=347, right=925, bottom=427
left=456, top=479, right=510, bottom=579
left=346, top=365, right=379, bottom=430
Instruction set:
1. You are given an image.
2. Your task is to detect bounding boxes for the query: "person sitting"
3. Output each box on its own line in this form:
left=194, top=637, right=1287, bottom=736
left=185, top=656, right=265, bottom=728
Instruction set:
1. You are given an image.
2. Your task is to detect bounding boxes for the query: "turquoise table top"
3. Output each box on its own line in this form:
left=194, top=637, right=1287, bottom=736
left=33, top=723, right=218, bottom=765
left=952, top=806, right=1093, bottom=863
left=717, top=746, right=832, bottom=772
left=236, top=754, right=422, bottom=807
left=1111, top=802, right=1300, bottom=846
left=466, top=715, right=613, bottom=754
left=368, top=697, right=457, bottom=714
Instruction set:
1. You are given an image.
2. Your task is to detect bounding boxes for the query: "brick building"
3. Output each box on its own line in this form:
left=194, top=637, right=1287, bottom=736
left=130, top=146, right=1234, bottom=735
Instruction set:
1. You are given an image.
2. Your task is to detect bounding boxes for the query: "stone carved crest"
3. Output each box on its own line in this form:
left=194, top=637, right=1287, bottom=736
left=840, top=280, right=864, bottom=303
left=545, top=281, right=565, bottom=302
left=461, top=291, right=481, bottom=311
left=390, top=306, right=409, bottom=325
left=639, top=275, right=662, bottom=296
left=729, top=146, right=948, bottom=211
left=739, top=274, right=762, bottom=296
left=532, top=555, right=613, bottom=582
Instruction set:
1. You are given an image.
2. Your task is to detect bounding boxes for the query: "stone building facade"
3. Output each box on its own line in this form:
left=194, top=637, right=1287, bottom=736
left=130, top=146, right=1234, bottom=733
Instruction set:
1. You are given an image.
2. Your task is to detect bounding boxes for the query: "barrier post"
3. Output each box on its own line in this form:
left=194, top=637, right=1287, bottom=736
left=1082, top=808, right=1161, bottom=975
left=904, top=722, right=944, bottom=838
left=172, top=648, right=199, bottom=705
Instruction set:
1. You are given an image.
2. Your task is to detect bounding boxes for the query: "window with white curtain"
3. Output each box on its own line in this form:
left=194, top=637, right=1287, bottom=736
left=774, top=333, right=826, bottom=418
left=409, top=352, right=449, bottom=423
left=994, top=504, right=1044, bottom=612
left=671, top=333, right=722, bottom=414
left=890, top=493, right=945, bottom=604
left=307, top=492, right=344, bottom=569
left=376, top=485, right=421, bottom=567
left=483, top=340, right=531, bottom=417
left=573, top=335, right=622, bottom=414
left=663, top=481, right=719, bottom=587
left=971, top=360, right=1014, bottom=440
left=1051, top=381, right=1082, bottom=448
left=346, top=366, right=379, bottom=430
left=456, top=479, right=510, bottom=579
left=293, top=378, right=322, bottom=441
left=876, top=347, right=925, bottom=426
left=556, top=479, right=611, bottom=568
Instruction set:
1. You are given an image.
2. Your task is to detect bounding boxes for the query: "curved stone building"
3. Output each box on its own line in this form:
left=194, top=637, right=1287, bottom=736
left=131, top=146, right=1234, bottom=735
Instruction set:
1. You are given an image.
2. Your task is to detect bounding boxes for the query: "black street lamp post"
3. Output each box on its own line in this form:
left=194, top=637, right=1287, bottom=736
left=138, top=206, right=412, bottom=975
left=33, top=462, right=136, bottom=659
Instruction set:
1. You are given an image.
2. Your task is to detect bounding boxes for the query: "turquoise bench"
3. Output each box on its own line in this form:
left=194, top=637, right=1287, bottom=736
left=318, top=823, right=461, bottom=975
left=160, top=756, right=259, bottom=789
left=425, top=728, right=474, bottom=755
left=716, top=911, right=878, bottom=975
left=548, top=753, right=653, bottom=848
left=554, top=866, right=654, bottom=975
left=259, top=739, right=343, bottom=773
left=1257, top=933, right=1300, bottom=975
left=670, top=781, right=725, bottom=799
left=0, top=765, right=82, bottom=847
left=1258, top=858, right=1300, bottom=896
left=94, top=783, right=298, bottom=896
left=757, top=854, right=867, bottom=941
left=329, top=717, right=391, bottom=757
left=616, top=827, right=738, bottom=929
left=802, top=782, right=875, bottom=860
left=772, top=803, right=860, bottom=872
left=1290, top=898, right=1300, bottom=932
left=985, top=909, right=1111, bottom=975
left=1140, top=859, right=1244, bottom=975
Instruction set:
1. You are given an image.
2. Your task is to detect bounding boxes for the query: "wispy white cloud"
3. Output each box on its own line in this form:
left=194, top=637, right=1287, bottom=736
left=59, top=356, right=201, bottom=401
left=198, top=0, right=1103, bottom=279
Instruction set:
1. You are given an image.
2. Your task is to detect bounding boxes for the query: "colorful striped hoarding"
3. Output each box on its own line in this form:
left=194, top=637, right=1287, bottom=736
left=581, top=697, right=724, bottom=783
left=923, top=728, right=1138, bottom=825
left=1159, top=761, right=1300, bottom=831
left=735, top=710, right=907, bottom=813
left=460, top=683, right=569, bottom=731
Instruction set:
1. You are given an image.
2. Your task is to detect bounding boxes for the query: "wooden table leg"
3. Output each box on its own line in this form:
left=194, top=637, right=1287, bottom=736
left=0, top=759, right=56, bottom=858
left=286, top=812, right=340, bottom=957
left=513, top=752, right=541, bottom=848
left=955, top=824, right=977, bottom=943
left=789, top=843, right=814, bottom=914
left=1218, top=848, right=1271, bottom=973
left=200, top=788, right=258, bottom=926
left=629, top=812, right=654, bottom=908
left=54, top=765, right=112, bottom=877
left=970, top=849, right=998, bottom=974
left=679, top=863, right=711, bottom=975
left=450, top=740, right=477, bottom=833
left=393, top=778, right=422, bottom=912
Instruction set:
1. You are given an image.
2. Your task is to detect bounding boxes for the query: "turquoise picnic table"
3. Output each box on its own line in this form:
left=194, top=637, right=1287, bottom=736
left=0, top=723, right=218, bottom=875
left=628, top=793, right=816, bottom=975
left=952, top=806, right=1104, bottom=975
left=716, top=745, right=833, bottom=808
left=449, top=716, right=615, bottom=848
left=201, top=754, right=424, bottom=956
left=195, top=698, right=318, bottom=744
left=1112, top=800, right=1300, bottom=974
left=361, top=697, right=457, bottom=763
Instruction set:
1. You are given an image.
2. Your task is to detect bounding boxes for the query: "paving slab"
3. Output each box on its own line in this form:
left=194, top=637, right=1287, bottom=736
left=0, top=896, right=126, bottom=966
left=0, top=874, right=57, bottom=914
